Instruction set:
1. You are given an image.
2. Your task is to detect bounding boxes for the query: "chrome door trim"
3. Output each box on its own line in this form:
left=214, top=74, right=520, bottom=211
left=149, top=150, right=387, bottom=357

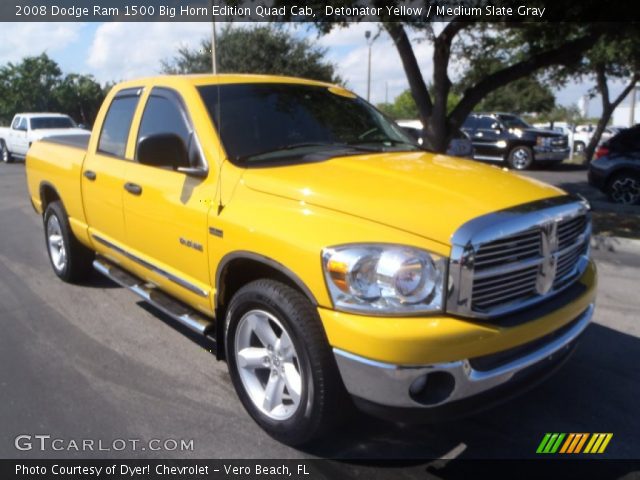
left=92, top=234, right=209, bottom=298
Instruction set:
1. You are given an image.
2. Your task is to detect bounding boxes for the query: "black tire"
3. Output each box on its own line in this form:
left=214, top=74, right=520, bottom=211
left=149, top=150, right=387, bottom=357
left=606, top=172, right=640, bottom=205
left=1, top=140, right=13, bottom=164
left=43, top=201, right=94, bottom=282
left=225, top=279, right=348, bottom=446
left=507, top=145, right=534, bottom=170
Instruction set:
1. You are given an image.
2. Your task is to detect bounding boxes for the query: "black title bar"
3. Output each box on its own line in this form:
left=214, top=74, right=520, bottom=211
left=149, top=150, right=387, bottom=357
left=1, top=0, right=640, bottom=22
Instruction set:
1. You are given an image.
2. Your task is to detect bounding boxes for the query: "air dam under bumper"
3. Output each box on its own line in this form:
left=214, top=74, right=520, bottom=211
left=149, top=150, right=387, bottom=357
left=334, top=303, right=593, bottom=411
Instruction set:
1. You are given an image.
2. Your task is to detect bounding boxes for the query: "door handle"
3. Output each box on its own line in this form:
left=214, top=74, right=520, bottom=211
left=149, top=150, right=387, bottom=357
left=83, top=170, right=97, bottom=181
left=124, top=182, right=143, bottom=195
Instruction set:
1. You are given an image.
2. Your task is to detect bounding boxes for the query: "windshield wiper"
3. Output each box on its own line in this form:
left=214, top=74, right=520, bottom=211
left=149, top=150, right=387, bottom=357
left=235, top=142, right=380, bottom=163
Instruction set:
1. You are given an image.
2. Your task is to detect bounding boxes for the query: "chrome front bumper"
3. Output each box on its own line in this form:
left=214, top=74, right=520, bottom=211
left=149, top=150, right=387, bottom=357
left=334, top=303, right=594, bottom=409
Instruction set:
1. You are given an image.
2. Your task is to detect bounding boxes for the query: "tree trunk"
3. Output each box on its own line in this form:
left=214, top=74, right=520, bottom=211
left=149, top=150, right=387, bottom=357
left=584, top=68, right=638, bottom=163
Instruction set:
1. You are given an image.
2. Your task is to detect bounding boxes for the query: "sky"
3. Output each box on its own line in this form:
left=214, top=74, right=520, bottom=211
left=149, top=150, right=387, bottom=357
left=0, top=21, right=634, bottom=117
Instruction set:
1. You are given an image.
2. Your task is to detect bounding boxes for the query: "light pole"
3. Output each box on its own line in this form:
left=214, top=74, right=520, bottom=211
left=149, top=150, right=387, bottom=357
left=365, top=30, right=375, bottom=102
left=210, top=1, right=217, bottom=74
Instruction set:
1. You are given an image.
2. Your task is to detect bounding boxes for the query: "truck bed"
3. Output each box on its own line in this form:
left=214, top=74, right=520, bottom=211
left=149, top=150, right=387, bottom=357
left=41, top=133, right=91, bottom=150
left=25, top=135, right=89, bottom=239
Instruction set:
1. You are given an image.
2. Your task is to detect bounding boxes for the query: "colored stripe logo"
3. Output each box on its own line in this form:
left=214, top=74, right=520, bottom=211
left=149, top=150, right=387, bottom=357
left=536, top=433, right=613, bottom=454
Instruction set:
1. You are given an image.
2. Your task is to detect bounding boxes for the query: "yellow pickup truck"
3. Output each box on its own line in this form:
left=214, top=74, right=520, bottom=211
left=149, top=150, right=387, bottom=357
left=26, top=75, right=596, bottom=445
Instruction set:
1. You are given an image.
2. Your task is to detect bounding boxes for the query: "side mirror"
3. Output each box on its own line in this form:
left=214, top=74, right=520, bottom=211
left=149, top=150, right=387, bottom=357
left=491, top=122, right=502, bottom=131
left=138, top=133, right=190, bottom=170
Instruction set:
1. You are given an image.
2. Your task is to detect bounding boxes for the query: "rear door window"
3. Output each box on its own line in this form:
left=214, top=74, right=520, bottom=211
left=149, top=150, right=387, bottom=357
left=97, top=90, right=141, bottom=158
left=476, top=116, right=497, bottom=130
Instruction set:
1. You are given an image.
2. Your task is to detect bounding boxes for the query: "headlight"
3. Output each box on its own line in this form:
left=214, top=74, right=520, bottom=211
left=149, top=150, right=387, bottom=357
left=322, top=244, right=446, bottom=315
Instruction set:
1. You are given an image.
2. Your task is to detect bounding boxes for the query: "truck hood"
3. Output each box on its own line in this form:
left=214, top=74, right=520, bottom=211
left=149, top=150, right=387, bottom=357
left=31, top=128, right=89, bottom=140
left=242, top=151, right=564, bottom=245
left=523, top=128, right=564, bottom=138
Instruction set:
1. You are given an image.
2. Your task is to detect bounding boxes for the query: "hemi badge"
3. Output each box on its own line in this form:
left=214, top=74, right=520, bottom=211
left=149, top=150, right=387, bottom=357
left=209, top=227, right=223, bottom=238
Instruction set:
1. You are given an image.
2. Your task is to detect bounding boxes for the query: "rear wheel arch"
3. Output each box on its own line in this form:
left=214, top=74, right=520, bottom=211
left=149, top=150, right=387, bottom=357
left=39, top=182, right=62, bottom=213
left=214, top=252, right=319, bottom=359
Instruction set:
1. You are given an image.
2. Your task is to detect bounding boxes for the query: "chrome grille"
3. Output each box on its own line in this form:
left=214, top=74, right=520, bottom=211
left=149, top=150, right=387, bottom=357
left=558, top=215, right=586, bottom=250
left=474, top=229, right=540, bottom=270
left=472, top=265, right=538, bottom=311
left=448, top=196, right=591, bottom=319
left=551, top=136, right=568, bottom=148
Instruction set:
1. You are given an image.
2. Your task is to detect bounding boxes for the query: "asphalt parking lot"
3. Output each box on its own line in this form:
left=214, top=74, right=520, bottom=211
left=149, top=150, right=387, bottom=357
left=1, top=160, right=639, bottom=470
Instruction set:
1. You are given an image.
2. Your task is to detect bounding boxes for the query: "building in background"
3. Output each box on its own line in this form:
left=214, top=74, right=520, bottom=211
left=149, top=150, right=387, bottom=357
left=613, top=85, right=639, bottom=127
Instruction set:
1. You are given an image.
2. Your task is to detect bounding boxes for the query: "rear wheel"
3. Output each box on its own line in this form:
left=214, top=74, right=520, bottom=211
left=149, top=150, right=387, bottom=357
left=1, top=140, right=13, bottom=163
left=225, top=279, right=347, bottom=446
left=607, top=172, right=640, bottom=205
left=44, top=201, right=94, bottom=282
left=507, top=145, right=534, bottom=170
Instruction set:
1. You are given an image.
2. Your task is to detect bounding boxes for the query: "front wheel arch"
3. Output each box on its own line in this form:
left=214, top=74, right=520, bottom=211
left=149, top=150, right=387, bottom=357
left=214, top=252, right=319, bottom=360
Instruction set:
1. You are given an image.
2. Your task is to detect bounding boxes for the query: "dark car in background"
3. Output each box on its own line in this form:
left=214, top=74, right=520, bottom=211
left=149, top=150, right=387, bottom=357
left=589, top=125, right=640, bottom=205
left=462, top=113, right=570, bottom=170
left=396, top=119, right=474, bottom=158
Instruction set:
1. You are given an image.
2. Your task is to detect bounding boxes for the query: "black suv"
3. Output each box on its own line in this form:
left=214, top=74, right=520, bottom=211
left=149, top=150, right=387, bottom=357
left=462, top=113, right=570, bottom=170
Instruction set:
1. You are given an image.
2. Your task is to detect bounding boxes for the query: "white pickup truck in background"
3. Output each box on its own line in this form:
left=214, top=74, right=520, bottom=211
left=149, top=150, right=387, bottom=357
left=0, top=113, right=88, bottom=163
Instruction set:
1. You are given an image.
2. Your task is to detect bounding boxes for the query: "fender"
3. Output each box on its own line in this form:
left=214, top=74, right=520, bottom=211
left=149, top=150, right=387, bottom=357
left=215, top=250, right=319, bottom=309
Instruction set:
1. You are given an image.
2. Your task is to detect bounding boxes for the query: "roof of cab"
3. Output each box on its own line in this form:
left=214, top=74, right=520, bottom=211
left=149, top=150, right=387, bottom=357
left=113, top=74, right=337, bottom=91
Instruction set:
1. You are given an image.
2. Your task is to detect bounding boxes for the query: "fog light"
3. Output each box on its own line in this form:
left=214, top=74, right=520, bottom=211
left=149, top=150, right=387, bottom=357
left=409, top=371, right=455, bottom=405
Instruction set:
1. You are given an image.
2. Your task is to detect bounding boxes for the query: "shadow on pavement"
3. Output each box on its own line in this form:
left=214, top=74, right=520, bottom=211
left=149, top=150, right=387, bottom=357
left=543, top=162, right=588, bottom=172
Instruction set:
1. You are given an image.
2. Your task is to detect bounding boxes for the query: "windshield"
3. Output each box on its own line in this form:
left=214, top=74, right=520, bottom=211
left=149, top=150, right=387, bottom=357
left=498, top=114, right=531, bottom=130
left=30, top=117, right=76, bottom=130
left=198, top=83, right=419, bottom=165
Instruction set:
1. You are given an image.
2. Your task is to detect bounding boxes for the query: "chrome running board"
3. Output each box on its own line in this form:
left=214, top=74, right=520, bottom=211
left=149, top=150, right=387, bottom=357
left=93, top=257, right=216, bottom=339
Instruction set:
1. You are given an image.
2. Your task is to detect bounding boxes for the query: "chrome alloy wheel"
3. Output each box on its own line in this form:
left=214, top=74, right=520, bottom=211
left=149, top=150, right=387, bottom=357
left=610, top=176, right=640, bottom=204
left=511, top=147, right=532, bottom=170
left=47, top=214, right=67, bottom=271
left=234, top=309, right=302, bottom=420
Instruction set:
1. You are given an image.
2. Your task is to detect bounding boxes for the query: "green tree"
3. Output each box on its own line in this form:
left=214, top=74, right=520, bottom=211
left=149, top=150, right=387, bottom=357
left=526, top=104, right=583, bottom=125
left=465, top=77, right=555, bottom=114
left=0, top=53, right=108, bottom=126
left=378, top=87, right=461, bottom=120
left=54, top=74, right=106, bottom=126
left=378, top=90, right=418, bottom=119
left=162, top=25, right=342, bottom=84
left=0, top=53, right=62, bottom=123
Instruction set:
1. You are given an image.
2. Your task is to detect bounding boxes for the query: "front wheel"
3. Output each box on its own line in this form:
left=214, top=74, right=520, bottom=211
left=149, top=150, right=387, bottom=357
left=225, top=279, right=347, bottom=446
left=507, top=145, right=534, bottom=170
left=1, top=140, right=13, bottom=163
